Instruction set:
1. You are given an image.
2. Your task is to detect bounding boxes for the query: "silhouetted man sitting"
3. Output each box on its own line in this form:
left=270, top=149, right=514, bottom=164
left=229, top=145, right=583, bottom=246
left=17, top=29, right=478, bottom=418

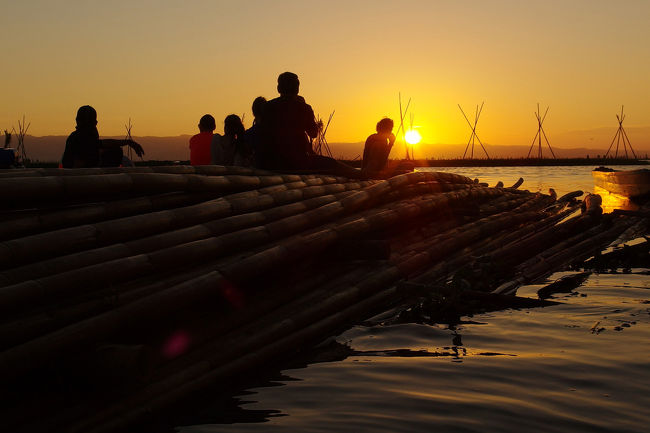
left=61, top=105, right=144, bottom=168
left=258, top=72, right=317, bottom=169
left=362, top=117, right=396, bottom=178
left=258, top=72, right=360, bottom=177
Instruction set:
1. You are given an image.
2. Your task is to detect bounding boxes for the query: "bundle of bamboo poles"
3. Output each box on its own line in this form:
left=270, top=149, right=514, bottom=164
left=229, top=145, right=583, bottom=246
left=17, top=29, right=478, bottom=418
left=0, top=166, right=642, bottom=433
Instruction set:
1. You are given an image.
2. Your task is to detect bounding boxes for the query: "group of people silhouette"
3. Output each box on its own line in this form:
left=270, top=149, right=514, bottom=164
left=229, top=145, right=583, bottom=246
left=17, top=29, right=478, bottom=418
left=62, top=72, right=397, bottom=178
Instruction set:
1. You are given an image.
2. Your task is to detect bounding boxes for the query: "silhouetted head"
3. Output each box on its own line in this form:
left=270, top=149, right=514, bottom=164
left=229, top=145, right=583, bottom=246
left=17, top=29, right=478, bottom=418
left=252, top=96, right=266, bottom=120
left=277, top=72, right=300, bottom=95
left=198, top=114, right=216, bottom=132
left=76, top=105, right=97, bottom=129
left=224, top=114, right=245, bottom=138
left=376, top=118, right=394, bottom=134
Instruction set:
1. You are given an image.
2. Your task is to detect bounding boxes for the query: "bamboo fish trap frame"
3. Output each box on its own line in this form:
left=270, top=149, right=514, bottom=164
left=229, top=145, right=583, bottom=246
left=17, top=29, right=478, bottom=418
left=0, top=165, right=645, bottom=433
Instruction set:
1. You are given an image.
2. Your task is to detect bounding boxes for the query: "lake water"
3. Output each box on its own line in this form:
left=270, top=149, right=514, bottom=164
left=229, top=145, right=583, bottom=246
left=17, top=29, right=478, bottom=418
left=176, top=165, right=649, bottom=433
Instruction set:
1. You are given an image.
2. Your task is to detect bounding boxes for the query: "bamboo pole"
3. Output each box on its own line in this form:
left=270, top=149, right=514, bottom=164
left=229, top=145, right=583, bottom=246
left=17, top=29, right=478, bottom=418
left=0, top=180, right=371, bottom=270
left=480, top=212, right=602, bottom=272
left=0, top=165, right=290, bottom=178
left=470, top=204, right=580, bottom=259
left=0, top=258, right=226, bottom=350
left=0, top=171, right=355, bottom=207
left=0, top=170, right=566, bottom=433
left=0, top=191, right=222, bottom=241
left=393, top=196, right=546, bottom=259
left=493, top=215, right=637, bottom=295
left=0, top=181, right=507, bottom=378
left=0, top=178, right=474, bottom=309
left=61, top=190, right=554, bottom=432
left=70, top=278, right=403, bottom=433
left=0, top=176, right=584, bottom=432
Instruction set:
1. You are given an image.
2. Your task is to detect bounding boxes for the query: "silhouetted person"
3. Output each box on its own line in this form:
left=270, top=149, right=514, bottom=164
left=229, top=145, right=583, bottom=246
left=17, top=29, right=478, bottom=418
left=211, top=114, right=250, bottom=166
left=245, top=96, right=266, bottom=167
left=258, top=72, right=318, bottom=169
left=362, top=117, right=396, bottom=178
left=259, top=72, right=360, bottom=177
left=61, top=105, right=144, bottom=168
left=189, top=114, right=215, bottom=165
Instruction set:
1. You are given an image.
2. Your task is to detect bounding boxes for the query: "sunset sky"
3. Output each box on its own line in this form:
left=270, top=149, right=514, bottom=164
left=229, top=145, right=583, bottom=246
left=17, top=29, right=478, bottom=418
left=2, top=0, right=650, bottom=153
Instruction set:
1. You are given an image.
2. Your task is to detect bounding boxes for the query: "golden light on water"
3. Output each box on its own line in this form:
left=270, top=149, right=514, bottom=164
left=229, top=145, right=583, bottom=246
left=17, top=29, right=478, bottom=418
left=405, top=129, right=422, bottom=145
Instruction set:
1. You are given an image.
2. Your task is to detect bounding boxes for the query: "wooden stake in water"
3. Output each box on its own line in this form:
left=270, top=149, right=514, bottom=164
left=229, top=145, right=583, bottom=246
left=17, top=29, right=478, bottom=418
left=124, top=118, right=137, bottom=164
left=314, top=111, right=334, bottom=157
left=458, top=102, right=490, bottom=159
left=527, top=103, right=556, bottom=159
left=604, top=106, right=637, bottom=159
left=16, top=115, right=30, bottom=163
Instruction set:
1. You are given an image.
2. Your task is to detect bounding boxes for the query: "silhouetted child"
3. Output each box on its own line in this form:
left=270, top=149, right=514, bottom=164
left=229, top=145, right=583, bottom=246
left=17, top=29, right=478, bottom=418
left=211, top=114, right=250, bottom=166
left=362, top=118, right=395, bottom=177
left=189, top=114, right=216, bottom=165
left=245, top=96, right=266, bottom=167
left=61, top=105, right=144, bottom=168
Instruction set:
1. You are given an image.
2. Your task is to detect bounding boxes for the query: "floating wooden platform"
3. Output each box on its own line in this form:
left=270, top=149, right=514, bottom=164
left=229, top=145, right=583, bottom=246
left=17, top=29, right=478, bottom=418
left=0, top=165, right=645, bottom=433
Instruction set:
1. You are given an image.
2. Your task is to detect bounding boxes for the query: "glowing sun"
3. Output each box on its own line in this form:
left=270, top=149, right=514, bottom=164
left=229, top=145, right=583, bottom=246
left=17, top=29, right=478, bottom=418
left=405, top=129, right=422, bottom=145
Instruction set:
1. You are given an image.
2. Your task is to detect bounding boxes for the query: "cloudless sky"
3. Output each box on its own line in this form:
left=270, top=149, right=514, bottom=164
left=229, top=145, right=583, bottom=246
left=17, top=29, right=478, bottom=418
left=2, top=0, right=649, bottom=150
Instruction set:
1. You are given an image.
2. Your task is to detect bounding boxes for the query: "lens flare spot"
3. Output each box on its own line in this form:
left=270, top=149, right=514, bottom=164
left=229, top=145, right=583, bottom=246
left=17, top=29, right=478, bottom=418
left=162, top=330, right=191, bottom=359
left=220, top=281, right=246, bottom=309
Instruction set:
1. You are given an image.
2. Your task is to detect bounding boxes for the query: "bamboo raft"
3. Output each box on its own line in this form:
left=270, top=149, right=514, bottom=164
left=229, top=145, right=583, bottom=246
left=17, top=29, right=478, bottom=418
left=0, top=165, right=646, bottom=433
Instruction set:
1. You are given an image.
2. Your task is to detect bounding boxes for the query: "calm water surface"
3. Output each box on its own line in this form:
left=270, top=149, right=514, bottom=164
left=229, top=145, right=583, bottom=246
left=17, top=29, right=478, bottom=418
left=420, top=164, right=649, bottom=198
left=177, top=166, right=650, bottom=433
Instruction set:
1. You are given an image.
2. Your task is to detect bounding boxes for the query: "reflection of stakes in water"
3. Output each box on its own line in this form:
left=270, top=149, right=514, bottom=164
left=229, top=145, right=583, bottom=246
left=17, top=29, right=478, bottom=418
left=314, top=111, right=334, bottom=157
left=397, top=93, right=412, bottom=160
left=16, top=115, right=30, bottom=162
left=458, top=102, right=490, bottom=159
left=527, top=103, right=556, bottom=159
left=604, top=106, right=637, bottom=159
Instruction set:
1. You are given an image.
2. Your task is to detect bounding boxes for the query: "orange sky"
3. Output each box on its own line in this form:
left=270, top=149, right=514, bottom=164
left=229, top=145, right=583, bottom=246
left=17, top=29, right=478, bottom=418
left=2, top=0, right=650, bottom=154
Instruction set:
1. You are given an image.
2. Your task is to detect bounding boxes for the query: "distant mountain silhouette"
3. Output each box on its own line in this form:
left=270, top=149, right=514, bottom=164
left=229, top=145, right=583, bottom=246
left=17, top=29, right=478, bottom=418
left=18, top=128, right=650, bottom=162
